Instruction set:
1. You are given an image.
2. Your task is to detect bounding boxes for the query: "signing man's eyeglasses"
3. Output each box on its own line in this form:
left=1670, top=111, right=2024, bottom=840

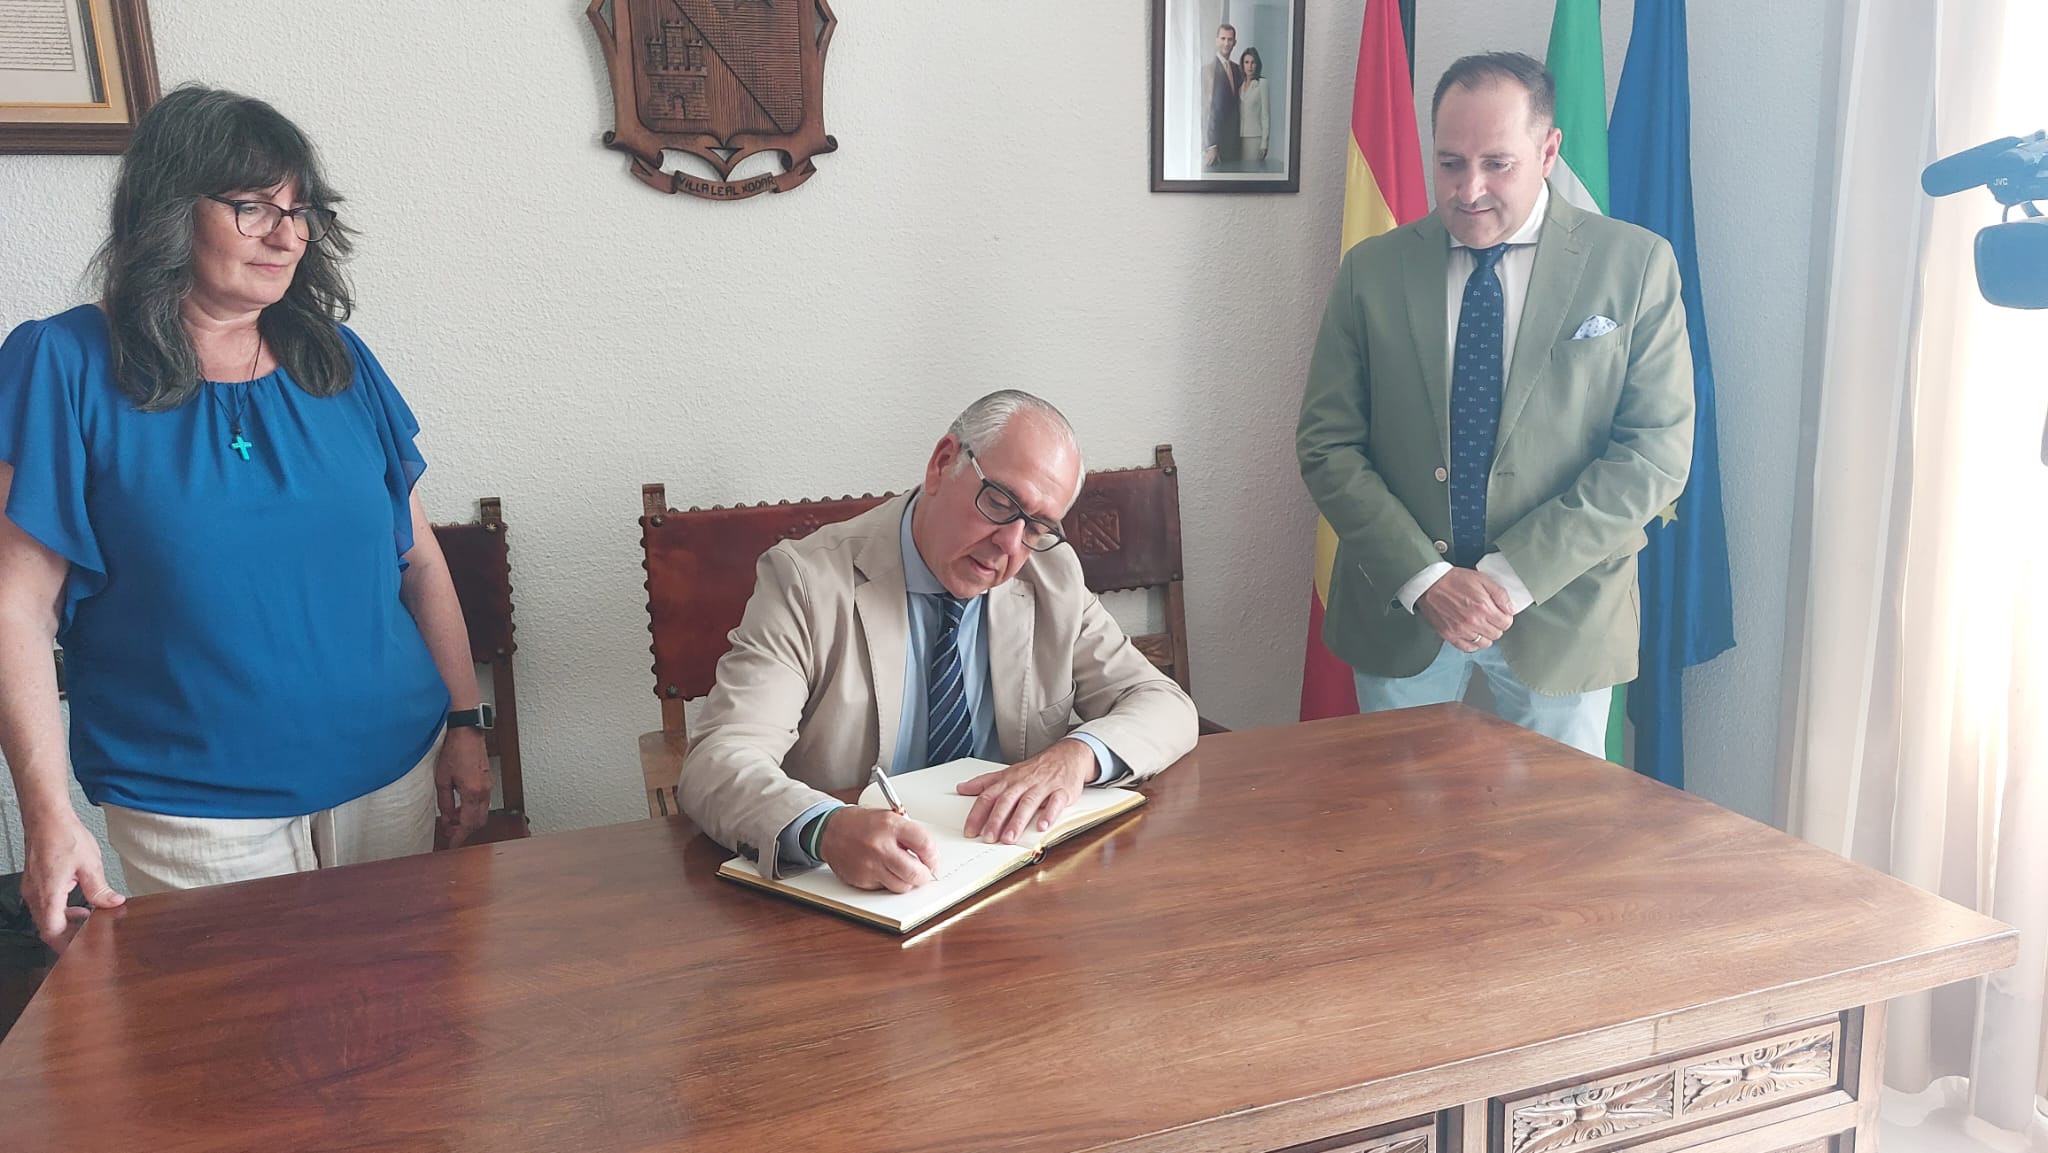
left=964, top=446, right=1067, bottom=552
left=204, top=195, right=338, bottom=243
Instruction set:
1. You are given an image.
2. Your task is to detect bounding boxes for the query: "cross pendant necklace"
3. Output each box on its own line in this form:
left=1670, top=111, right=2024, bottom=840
left=226, top=334, right=260, bottom=462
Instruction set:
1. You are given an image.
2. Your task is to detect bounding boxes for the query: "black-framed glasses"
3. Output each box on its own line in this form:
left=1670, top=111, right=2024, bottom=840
left=964, top=446, right=1067, bottom=552
left=204, top=195, right=337, bottom=243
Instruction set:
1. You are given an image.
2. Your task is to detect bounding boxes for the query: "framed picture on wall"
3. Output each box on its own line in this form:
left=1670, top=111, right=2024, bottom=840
left=0, top=0, right=159, bottom=154
left=1151, top=0, right=1305, bottom=193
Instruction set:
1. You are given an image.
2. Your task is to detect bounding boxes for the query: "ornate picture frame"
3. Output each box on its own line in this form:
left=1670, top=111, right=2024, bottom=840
left=0, top=0, right=160, bottom=154
left=1151, top=0, right=1306, bottom=193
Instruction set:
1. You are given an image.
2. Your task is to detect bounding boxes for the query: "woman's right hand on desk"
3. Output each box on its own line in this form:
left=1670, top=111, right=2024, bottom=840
left=22, top=807, right=124, bottom=952
left=819, top=807, right=940, bottom=893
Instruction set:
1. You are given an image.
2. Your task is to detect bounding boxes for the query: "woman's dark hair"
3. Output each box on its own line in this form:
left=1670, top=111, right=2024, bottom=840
left=91, top=85, right=357, bottom=411
left=1240, top=47, right=1263, bottom=83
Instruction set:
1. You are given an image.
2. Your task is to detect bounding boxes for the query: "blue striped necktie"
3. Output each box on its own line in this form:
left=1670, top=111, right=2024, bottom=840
left=1450, top=243, right=1510, bottom=568
left=925, top=594, right=975, bottom=767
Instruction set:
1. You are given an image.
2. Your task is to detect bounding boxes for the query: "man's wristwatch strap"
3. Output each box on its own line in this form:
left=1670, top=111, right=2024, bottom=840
left=447, top=704, right=495, bottom=731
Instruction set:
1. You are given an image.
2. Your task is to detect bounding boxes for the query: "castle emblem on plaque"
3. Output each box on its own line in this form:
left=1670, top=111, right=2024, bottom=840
left=588, top=0, right=837, bottom=200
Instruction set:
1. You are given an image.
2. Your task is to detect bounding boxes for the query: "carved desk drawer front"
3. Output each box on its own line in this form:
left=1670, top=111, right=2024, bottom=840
left=1276, top=1116, right=1438, bottom=1153
left=1498, top=1018, right=1845, bottom=1153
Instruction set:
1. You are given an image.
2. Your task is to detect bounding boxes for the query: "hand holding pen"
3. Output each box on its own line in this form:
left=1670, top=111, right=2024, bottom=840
left=813, top=767, right=938, bottom=893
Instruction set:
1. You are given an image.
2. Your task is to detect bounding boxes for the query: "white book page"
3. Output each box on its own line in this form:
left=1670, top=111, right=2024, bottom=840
left=719, top=758, right=1144, bottom=930
left=858, top=757, right=1141, bottom=845
left=722, top=828, right=1028, bottom=932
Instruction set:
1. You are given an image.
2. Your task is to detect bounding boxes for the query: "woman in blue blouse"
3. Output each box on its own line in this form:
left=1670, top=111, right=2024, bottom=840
left=0, top=87, right=492, bottom=945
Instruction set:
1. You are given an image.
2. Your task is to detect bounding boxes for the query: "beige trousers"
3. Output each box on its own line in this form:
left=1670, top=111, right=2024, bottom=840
left=102, top=736, right=441, bottom=896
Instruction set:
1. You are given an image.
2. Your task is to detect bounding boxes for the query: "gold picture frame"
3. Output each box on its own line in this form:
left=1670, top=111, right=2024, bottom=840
left=0, top=0, right=159, bottom=154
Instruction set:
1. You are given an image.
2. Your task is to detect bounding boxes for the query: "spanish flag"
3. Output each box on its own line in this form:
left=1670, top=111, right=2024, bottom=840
left=1300, top=0, right=1428, bottom=720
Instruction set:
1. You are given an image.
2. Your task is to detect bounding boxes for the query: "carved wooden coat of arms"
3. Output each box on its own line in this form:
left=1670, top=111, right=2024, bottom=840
left=587, top=0, right=837, bottom=200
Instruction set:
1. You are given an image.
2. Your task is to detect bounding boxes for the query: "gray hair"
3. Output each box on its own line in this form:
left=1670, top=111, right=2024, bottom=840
left=946, top=390, right=1084, bottom=476
left=92, top=84, right=358, bottom=411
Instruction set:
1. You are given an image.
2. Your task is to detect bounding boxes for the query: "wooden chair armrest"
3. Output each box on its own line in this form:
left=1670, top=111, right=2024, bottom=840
left=640, top=730, right=688, bottom=819
left=435, top=809, right=531, bottom=851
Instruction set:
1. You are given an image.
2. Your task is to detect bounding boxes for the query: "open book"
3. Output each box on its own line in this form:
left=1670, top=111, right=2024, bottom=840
left=716, top=757, right=1146, bottom=933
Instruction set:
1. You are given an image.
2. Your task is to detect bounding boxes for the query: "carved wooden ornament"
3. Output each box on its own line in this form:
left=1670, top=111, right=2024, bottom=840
left=587, top=0, right=838, bottom=200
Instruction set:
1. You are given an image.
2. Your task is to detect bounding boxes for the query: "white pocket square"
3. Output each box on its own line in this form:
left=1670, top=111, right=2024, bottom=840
left=1571, top=315, right=1618, bottom=340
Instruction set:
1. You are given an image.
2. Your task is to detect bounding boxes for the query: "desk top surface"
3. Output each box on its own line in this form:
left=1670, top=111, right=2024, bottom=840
left=0, top=706, right=2014, bottom=1153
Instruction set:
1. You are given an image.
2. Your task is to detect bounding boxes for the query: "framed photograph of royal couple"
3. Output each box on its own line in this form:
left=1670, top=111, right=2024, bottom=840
left=1151, top=0, right=1305, bottom=193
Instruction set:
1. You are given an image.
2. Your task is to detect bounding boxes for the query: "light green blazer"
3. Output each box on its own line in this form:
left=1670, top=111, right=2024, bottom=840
left=1297, top=191, right=1695, bottom=696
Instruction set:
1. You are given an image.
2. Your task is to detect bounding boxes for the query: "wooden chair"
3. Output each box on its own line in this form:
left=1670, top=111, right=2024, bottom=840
left=1062, top=446, right=1217, bottom=729
left=431, top=497, right=531, bottom=847
left=637, top=489, right=891, bottom=817
left=637, top=444, right=1217, bottom=819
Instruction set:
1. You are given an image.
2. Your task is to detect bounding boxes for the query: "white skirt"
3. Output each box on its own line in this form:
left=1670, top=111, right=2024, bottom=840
left=102, top=734, right=442, bottom=896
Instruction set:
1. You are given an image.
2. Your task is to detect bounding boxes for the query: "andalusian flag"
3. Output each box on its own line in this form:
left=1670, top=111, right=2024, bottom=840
left=1545, top=0, right=1609, bottom=214
left=1300, top=0, right=1427, bottom=720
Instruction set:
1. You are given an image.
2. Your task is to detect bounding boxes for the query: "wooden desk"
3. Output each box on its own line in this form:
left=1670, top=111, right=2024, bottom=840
left=0, top=706, right=2014, bottom=1153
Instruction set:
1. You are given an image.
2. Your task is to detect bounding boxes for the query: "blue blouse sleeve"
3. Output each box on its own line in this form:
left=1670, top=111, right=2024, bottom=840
left=0, top=317, right=109, bottom=612
left=338, top=326, right=427, bottom=560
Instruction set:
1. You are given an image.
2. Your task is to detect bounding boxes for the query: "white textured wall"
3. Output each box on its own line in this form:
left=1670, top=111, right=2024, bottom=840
left=0, top=0, right=1823, bottom=873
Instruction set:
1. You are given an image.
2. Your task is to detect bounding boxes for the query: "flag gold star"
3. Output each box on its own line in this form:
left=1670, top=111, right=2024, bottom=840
left=1656, top=501, right=1679, bottom=527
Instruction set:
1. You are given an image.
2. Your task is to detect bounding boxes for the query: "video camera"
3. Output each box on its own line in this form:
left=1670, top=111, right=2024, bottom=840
left=1921, top=130, right=2048, bottom=309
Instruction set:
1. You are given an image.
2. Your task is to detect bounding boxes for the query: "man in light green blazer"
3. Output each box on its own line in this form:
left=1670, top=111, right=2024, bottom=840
left=1296, top=52, right=1693, bottom=756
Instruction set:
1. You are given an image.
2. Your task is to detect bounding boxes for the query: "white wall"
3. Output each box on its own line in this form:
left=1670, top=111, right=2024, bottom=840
left=0, top=0, right=1824, bottom=871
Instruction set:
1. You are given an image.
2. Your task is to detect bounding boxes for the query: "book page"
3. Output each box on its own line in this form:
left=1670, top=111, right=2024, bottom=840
left=719, top=758, right=1145, bottom=932
left=857, top=757, right=1142, bottom=849
left=721, top=826, right=1030, bottom=932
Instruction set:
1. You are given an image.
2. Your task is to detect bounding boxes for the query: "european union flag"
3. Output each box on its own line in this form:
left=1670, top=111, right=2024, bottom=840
left=1608, top=0, right=1736, bottom=789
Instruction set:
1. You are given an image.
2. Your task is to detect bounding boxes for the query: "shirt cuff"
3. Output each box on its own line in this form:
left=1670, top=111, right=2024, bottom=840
left=1476, top=552, right=1536, bottom=613
left=776, top=799, right=843, bottom=870
left=1067, top=732, right=1125, bottom=786
left=1396, top=562, right=1455, bottom=613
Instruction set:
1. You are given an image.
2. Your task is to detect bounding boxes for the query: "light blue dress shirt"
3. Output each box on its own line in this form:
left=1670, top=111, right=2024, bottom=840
left=777, top=495, right=1120, bottom=868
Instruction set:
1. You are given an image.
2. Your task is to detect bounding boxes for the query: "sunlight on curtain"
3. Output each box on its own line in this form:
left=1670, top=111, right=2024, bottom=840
left=1884, top=0, right=2048, bottom=1143
left=1784, top=0, right=2048, bottom=1144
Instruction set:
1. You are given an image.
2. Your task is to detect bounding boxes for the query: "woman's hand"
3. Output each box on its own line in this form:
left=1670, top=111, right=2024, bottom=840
left=22, top=807, right=122, bottom=950
left=435, top=727, right=492, bottom=847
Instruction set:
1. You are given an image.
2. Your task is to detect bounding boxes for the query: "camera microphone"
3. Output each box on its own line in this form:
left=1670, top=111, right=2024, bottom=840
left=1921, top=135, right=2029, bottom=196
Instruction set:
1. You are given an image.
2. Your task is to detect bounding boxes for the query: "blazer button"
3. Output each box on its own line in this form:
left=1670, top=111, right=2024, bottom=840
left=1434, top=467, right=1449, bottom=482
left=1433, top=539, right=1449, bottom=554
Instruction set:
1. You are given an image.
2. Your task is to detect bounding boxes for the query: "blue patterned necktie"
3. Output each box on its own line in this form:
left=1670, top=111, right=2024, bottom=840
left=925, top=593, right=974, bottom=767
left=1449, top=243, right=1510, bottom=568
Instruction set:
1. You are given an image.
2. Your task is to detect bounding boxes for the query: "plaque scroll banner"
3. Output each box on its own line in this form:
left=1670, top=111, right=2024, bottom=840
left=588, top=0, right=837, bottom=200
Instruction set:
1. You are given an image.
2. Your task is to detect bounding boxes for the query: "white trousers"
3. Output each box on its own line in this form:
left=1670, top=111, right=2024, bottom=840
left=102, top=736, right=441, bottom=896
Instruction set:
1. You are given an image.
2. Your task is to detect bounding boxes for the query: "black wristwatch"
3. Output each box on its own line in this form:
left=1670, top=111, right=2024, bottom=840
left=447, top=704, right=495, bottom=732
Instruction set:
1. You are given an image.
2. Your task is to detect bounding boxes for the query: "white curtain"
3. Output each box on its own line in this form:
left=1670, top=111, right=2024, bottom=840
left=1781, top=0, right=2048, bottom=1143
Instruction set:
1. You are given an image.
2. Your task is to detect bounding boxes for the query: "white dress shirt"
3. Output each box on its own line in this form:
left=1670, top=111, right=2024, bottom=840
left=1396, top=183, right=1551, bottom=616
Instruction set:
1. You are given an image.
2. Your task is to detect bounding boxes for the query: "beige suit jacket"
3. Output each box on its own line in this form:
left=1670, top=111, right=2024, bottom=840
left=1297, top=190, right=1695, bottom=694
left=678, top=493, right=1199, bottom=877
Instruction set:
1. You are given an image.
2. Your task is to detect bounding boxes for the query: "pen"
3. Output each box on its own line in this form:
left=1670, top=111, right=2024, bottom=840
left=868, top=765, right=906, bottom=816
